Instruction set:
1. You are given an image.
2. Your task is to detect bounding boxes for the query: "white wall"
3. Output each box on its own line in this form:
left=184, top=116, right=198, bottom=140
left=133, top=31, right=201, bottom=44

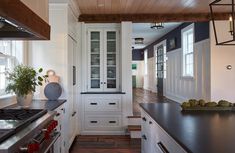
left=28, top=4, right=68, bottom=99
left=121, top=22, right=133, bottom=117
left=210, top=21, right=235, bottom=102
left=165, top=39, right=211, bottom=103
left=132, top=61, right=144, bottom=88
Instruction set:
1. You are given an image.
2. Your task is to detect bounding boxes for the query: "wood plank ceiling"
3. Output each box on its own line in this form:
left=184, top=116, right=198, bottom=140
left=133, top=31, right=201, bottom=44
left=77, top=0, right=231, bottom=22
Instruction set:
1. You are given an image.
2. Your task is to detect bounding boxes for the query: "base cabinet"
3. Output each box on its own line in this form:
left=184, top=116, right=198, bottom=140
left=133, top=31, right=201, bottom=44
left=81, top=94, right=125, bottom=135
left=141, top=109, right=187, bottom=153
left=53, top=104, right=65, bottom=153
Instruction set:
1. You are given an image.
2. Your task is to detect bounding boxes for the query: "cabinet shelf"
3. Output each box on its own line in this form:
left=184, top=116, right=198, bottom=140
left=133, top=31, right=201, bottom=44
left=91, top=65, right=100, bottom=67
left=91, top=52, right=100, bottom=54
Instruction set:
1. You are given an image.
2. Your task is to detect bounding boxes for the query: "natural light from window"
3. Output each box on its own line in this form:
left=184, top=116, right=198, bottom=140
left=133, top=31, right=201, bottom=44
left=144, top=50, right=148, bottom=75
left=0, top=41, right=23, bottom=96
left=182, top=24, right=194, bottom=77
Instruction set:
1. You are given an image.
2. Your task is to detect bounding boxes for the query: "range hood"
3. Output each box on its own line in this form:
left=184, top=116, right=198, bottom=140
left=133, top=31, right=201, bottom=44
left=0, top=0, right=50, bottom=40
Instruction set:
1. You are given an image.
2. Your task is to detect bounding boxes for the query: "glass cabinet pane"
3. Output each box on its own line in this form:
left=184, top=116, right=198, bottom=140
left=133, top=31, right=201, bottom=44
left=90, top=31, right=101, bottom=89
left=106, top=31, right=117, bottom=89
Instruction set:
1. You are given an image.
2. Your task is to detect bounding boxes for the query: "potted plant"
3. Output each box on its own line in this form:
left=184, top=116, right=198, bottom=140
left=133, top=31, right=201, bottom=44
left=5, top=65, right=48, bottom=107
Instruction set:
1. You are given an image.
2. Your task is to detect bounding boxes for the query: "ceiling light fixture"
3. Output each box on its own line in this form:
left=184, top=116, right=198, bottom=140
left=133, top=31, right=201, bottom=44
left=150, top=23, right=164, bottom=30
left=134, top=38, right=144, bottom=44
left=210, top=0, right=235, bottom=45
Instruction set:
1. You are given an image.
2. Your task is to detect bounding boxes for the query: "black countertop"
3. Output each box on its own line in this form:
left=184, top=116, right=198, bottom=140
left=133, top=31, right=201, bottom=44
left=81, top=92, right=126, bottom=94
left=140, top=102, right=235, bottom=153
left=7, top=99, right=67, bottom=111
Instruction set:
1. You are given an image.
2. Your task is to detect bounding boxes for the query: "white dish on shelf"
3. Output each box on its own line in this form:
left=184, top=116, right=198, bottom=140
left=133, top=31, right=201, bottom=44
left=108, top=60, right=115, bottom=65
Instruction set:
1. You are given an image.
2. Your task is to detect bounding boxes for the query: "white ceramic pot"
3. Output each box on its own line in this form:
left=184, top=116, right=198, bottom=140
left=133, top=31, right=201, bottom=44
left=16, top=93, right=33, bottom=107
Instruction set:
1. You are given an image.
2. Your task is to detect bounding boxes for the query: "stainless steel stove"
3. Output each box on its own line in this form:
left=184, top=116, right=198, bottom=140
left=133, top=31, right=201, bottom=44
left=0, top=109, right=59, bottom=153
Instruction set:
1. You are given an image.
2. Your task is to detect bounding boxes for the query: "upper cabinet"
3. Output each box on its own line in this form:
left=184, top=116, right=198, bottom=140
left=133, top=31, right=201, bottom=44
left=87, top=25, right=120, bottom=92
left=20, top=0, right=49, bottom=23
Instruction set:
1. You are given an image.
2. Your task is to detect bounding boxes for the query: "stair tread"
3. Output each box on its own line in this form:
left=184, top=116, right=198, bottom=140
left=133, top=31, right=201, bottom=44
left=128, top=125, right=141, bottom=132
left=127, top=115, right=141, bottom=118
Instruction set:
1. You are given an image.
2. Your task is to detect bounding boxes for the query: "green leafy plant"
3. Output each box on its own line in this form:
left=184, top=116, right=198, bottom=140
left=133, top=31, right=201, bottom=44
left=5, top=65, right=48, bottom=96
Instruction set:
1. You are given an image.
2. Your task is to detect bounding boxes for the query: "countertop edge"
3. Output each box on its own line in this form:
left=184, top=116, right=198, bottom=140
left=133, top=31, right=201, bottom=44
left=81, top=92, right=126, bottom=94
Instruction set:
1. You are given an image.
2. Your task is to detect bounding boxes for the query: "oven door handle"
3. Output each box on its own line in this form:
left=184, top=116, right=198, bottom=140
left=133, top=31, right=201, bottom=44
left=41, top=132, right=61, bottom=153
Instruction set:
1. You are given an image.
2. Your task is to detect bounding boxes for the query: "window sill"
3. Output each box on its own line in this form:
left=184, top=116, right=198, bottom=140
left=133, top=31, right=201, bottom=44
left=0, top=94, right=15, bottom=100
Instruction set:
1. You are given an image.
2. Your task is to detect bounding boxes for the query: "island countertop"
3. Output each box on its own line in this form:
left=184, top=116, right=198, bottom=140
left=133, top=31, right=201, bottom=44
left=140, top=102, right=235, bottom=153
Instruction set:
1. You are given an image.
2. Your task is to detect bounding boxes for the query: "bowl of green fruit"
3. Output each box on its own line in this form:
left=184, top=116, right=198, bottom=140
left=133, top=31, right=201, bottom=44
left=181, top=99, right=234, bottom=111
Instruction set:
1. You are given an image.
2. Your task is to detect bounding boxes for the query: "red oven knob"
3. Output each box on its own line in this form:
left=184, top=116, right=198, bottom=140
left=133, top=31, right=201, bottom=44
left=27, top=144, right=35, bottom=153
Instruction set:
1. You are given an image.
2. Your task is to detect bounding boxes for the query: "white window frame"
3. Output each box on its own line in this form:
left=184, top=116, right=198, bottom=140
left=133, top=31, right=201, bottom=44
left=144, top=49, right=148, bottom=75
left=0, top=41, right=24, bottom=97
left=181, top=24, right=194, bottom=78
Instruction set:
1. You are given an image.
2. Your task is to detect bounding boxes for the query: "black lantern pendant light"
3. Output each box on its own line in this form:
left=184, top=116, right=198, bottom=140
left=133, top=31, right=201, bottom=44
left=150, top=23, right=164, bottom=30
left=210, top=0, right=235, bottom=45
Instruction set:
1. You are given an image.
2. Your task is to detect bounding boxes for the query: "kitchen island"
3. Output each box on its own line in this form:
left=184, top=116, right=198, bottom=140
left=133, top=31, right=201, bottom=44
left=140, top=102, right=235, bottom=153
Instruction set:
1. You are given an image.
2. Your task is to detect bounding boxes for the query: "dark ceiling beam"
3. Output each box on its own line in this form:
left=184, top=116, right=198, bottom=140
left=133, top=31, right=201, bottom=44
left=79, top=13, right=230, bottom=23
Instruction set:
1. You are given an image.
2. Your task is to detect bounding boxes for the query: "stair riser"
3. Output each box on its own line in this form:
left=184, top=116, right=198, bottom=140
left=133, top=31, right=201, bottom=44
left=130, top=131, right=141, bottom=138
left=128, top=118, right=141, bottom=125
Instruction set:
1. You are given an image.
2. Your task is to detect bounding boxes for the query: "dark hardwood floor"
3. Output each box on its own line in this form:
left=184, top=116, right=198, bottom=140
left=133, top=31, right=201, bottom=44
left=133, top=88, right=164, bottom=116
left=69, top=135, right=141, bottom=153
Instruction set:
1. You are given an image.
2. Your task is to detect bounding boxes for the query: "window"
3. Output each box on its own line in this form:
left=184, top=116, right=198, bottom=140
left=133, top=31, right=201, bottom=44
left=0, top=41, right=24, bottom=96
left=182, top=24, right=194, bottom=77
left=144, top=50, right=148, bottom=75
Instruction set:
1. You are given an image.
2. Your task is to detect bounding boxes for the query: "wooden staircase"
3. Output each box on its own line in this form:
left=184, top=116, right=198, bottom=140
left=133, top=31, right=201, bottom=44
left=127, top=115, right=141, bottom=138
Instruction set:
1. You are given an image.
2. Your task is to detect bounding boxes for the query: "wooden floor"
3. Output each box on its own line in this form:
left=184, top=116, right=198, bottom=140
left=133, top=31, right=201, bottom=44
left=133, top=88, right=164, bottom=116
left=69, top=135, right=141, bottom=153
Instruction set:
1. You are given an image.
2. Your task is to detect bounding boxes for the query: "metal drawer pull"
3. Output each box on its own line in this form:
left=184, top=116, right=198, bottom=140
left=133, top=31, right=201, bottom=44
left=90, top=103, right=97, bottom=105
left=90, top=121, right=98, bottom=123
left=142, top=135, right=147, bottom=140
left=109, top=103, right=116, bottom=105
left=109, top=121, right=116, bottom=123
left=142, top=117, right=147, bottom=122
left=157, top=142, right=169, bottom=153
left=72, top=112, right=77, bottom=117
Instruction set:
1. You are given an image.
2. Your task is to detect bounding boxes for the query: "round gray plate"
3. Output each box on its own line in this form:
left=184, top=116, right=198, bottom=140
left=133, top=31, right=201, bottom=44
left=44, top=82, right=62, bottom=100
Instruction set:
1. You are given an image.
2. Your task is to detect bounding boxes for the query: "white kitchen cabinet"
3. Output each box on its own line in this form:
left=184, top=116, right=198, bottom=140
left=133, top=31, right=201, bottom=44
left=80, top=94, right=125, bottom=135
left=87, top=26, right=120, bottom=92
left=53, top=104, right=65, bottom=153
left=141, top=109, right=187, bottom=153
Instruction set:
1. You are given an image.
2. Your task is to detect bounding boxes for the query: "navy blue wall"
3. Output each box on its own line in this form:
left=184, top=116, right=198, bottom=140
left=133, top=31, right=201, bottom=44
left=143, top=22, right=209, bottom=58
left=132, top=49, right=144, bottom=60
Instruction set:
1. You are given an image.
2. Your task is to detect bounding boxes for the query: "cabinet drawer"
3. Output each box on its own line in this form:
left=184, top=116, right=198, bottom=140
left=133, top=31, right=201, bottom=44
left=85, top=97, right=121, bottom=112
left=84, top=115, right=122, bottom=131
left=153, top=121, right=186, bottom=153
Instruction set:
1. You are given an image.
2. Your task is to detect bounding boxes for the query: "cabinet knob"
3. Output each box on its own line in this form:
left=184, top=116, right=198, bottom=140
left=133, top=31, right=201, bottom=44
left=149, top=121, right=152, bottom=124
left=142, top=117, right=147, bottom=122
left=100, top=82, right=103, bottom=84
left=142, top=135, right=147, bottom=140
left=103, top=82, right=106, bottom=84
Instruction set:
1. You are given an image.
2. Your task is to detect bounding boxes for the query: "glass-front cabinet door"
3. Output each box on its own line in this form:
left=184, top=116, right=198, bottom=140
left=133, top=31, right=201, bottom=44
left=88, top=30, right=103, bottom=91
left=104, top=30, right=119, bottom=91
left=87, top=28, right=119, bottom=92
